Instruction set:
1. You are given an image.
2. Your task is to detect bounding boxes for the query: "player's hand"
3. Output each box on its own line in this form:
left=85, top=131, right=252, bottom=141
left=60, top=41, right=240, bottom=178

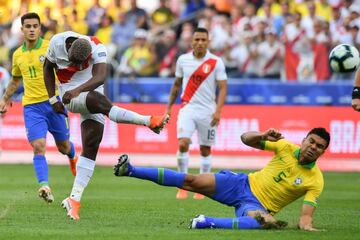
left=51, top=101, right=67, bottom=116
left=351, top=99, right=360, bottom=111
left=0, top=99, right=11, bottom=114
left=62, top=89, right=81, bottom=104
left=211, top=111, right=221, bottom=127
left=263, top=128, right=283, bottom=141
left=165, top=107, right=172, bottom=118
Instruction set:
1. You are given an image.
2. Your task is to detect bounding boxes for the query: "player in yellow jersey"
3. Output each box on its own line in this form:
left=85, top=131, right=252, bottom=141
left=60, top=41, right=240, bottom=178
left=0, top=13, right=78, bottom=203
left=113, top=127, right=330, bottom=231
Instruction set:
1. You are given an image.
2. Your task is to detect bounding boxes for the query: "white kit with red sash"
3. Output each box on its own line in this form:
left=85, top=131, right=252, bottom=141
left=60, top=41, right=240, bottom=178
left=175, top=51, right=227, bottom=112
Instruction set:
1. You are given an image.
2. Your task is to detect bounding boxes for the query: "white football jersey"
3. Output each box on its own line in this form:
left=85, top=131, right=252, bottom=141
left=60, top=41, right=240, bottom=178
left=46, top=31, right=107, bottom=87
left=175, top=50, right=227, bottom=112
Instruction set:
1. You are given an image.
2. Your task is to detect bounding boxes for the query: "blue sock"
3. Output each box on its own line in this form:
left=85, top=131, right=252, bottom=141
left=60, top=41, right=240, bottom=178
left=129, top=165, right=185, bottom=188
left=33, top=155, right=48, bottom=185
left=206, top=216, right=261, bottom=229
left=67, top=141, right=75, bottom=159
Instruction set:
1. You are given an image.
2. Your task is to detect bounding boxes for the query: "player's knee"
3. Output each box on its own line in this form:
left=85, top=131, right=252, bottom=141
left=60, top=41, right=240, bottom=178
left=31, top=141, right=46, bottom=154
left=200, top=146, right=211, bottom=156
left=178, top=140, right=190, bottom=152
left=86, top=91, right=112, bottom=114
left=183, top=174, right=197, bottom=189
left=56, top=141, right=70, bottom=155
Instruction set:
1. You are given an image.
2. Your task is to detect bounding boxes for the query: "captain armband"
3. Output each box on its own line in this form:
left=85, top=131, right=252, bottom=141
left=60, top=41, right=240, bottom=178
left=49, top=96, right=59, bottom=105
left=352, top=87, right=360, bottom=99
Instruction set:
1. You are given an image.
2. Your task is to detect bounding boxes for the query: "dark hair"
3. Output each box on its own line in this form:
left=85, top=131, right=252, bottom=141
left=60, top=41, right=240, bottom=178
left=194, top=27, right=209, bottom=35
left=307, top=127, right=331, bottom=149
left=21, top=12, right=41, bottom=25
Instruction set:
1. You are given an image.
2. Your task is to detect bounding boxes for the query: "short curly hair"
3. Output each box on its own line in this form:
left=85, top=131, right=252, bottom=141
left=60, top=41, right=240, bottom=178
left=69, top=38, right=91, bottom=64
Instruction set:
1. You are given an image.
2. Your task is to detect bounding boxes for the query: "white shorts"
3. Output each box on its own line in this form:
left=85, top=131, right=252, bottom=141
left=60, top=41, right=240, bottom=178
left=58, top=84, right=105, bottom=124
left=177, top=105, right=216, bottom=146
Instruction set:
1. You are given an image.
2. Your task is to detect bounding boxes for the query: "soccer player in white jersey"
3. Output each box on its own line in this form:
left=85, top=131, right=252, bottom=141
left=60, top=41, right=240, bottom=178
left=43, top=31, right=169, bottom=220
left=165, top=28, right=227, bottom=199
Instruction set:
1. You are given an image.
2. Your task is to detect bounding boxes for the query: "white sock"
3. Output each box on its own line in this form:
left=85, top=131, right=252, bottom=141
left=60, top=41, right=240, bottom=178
left=109, top=106, right=150, bottom=126
left=200, top=155, right=212, bottom=174
left=177, top=151, right=189, bottom=173
left=70, top=156, right=96, bottom=201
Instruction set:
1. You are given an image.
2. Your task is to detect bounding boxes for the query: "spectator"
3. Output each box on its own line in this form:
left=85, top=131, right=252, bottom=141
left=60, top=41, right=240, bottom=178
left=157, top=29, right=178, bottom=77
left=85, top=0, right=106, bottom=35
left=256, top=29, right=284, bottom=79
left=69, top=10, right=88, bottom=35
left=257, top=0, right=281, bottom=18
left=311, top=19, right=331, bottom=81
left=151, top=0, right=175, bottom=29
left=283, top=12, right=313, bottom=81
left=181, top=0, right=206, bottom=19
left=227, top=31, right=258, bottom=78
left=111, top=11, right=136, bottom=61
left=95, top=15, right=114, bottom=44
left=126, top=0, right=149, bottom=30
left=273, top=2, right=292, bottom=36
left=107, top=0, right=128, bottom=23
left=117, top=29, right=158, bottom=78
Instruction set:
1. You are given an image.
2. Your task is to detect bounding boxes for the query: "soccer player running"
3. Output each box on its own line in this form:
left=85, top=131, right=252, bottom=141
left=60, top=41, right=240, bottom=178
left=114, top=127, right=330, bottom=231
left=351, top=68, right=360, bottom=111
left=0, top=13, right=78, bottom=203
left=43, top=31, right=169, bottom=220
left=165, top=27, right=227, bottom=199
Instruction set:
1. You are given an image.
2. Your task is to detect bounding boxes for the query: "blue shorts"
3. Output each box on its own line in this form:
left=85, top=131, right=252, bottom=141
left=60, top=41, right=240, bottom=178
left=23, top=100, right=70, bottom=142
left=213, top=170, right=268, bottom=217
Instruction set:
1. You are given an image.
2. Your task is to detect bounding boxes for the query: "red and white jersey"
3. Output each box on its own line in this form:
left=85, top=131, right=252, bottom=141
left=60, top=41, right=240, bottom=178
left=175, top=50, right=227, bottom=112
left=46, top=31, right=107, bottom=87
left=257, top=41, right=284, bottom=76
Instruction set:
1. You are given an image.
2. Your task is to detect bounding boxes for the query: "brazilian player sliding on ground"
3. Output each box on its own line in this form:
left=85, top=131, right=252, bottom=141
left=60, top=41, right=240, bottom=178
left=114, top=127, right=330, bottom=231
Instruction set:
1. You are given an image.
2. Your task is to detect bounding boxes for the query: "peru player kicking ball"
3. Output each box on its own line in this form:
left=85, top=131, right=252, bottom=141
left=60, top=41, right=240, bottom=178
left=44, top=31, right=169, bottom=220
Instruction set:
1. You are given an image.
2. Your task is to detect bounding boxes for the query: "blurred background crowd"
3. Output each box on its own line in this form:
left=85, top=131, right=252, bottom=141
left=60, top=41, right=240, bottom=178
left=0, top=0, right=359, bottom=82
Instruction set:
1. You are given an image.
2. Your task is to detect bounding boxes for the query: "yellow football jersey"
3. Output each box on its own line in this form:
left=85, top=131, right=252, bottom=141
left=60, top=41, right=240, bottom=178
left=12, top=38, right=57, bottom=106
left=248, top=139, right=324, bottom=214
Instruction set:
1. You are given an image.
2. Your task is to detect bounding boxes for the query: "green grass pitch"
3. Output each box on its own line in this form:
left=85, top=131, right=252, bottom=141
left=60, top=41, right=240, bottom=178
left=0, top=164, right=359, bottom=240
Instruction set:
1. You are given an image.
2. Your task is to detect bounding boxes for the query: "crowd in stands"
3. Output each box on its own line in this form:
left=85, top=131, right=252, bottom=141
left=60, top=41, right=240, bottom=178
left=0, top=0, right=359, bottom=82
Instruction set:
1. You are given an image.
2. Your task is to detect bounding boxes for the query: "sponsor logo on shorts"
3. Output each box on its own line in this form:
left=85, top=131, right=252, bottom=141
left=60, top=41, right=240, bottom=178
left=98, top=52, right=107, bottom=57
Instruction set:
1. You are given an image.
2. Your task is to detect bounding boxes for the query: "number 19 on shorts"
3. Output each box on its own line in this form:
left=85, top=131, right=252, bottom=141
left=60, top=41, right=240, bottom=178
left=207, top=129, right=216, bottom=140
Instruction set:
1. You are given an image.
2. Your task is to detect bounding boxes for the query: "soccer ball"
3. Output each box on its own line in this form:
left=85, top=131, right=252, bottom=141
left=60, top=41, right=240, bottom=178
left=329, top=44, right=360, bottom=73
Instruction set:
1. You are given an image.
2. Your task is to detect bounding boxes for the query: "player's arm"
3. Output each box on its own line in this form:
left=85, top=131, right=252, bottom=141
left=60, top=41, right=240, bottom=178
left=298, top=204, right=321, bottom=231
left=44, top=58, right=67, bottom=115
left=61, top=63, right=107, bottom=104
left=166, top=76, right=182, bottom=116
left=211, top=80, right=227, bottom=126
left=351, top=67, right=360, bottom=111
left=0, top=77, right=22, bottom=113
left=44, top=58, right=57, bottom=99
left=241, top=128, right=283, bottom=150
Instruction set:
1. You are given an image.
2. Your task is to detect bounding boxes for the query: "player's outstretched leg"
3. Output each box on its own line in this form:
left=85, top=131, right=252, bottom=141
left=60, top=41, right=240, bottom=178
left=189, top=214, right=288, bottom=230
left=114, top=154, right=186, bottom=188
left=108, top=105, right=170, bottom=134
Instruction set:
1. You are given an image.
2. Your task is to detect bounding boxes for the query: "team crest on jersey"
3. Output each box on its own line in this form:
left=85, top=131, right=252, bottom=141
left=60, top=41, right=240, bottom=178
left=202, top=64, right=211, bottom=73
left=39, top=55, right=45, bottom=62
left=294, top=177, right=303, bottom=185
